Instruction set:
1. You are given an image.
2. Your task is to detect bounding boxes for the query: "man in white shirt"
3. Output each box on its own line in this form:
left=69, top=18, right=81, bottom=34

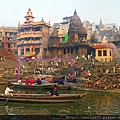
left=4, top=85, right=13, bottom=96
left=18, top=78, right=22, bottom=84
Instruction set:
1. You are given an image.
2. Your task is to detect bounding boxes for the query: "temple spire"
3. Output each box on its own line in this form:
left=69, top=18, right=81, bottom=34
left=99, top=18, right=104, bottom=29
left=24, top=8, right=34, bottom=24
left=28, top=8, right=31, bottom=11
left=48, top=20, right=50, bottom=25
left=41, top=17, right=44, bottom=22
left=74, top=9, right=77, bottom=15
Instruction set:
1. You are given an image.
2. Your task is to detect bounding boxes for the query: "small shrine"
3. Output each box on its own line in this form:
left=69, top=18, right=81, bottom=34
left=93, top=36, right=115, bottom=62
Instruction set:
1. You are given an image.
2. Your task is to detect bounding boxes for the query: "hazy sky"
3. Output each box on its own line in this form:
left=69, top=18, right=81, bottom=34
left=0, top=0, right=120, bottom=27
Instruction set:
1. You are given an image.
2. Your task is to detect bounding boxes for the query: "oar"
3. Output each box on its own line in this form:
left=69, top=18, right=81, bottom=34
left=4, top=96, right=9, bottom=106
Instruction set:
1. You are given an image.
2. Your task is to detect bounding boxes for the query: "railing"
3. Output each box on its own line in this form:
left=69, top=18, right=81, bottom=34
left=17, top=31, right=42, bottom=38
left=17, top=40, right=42, bottom=45
left=4, top=40, right=14, bottom=44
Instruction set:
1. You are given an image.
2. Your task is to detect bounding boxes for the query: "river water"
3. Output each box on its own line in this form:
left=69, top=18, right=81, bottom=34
left=0, top=85, right=120, bottom=116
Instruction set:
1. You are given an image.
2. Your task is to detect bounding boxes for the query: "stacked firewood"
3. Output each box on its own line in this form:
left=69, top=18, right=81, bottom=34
left=79, top=64, right=120, bottom=90
left=80, top=73, right=120, bottom=90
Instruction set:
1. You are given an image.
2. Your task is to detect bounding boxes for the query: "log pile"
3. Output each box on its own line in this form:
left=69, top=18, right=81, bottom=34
left=80, top=73, right=120, bottom=90
left=79, top=63, right=120, bottom=90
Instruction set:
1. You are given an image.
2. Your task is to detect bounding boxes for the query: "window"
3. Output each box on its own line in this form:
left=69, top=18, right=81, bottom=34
left=14, top=32, right=17, bottom=36
left=103, top=50, right=107, bottom=56
left=98, top=50, right=102, bottom=56
left=35, top=37, right=40, bottom=41
left=32, top=27, right=35, bottom=31
left=110, top=50, right=111, bottom=56
left=26, top=37, right=30, bottom=41
left=35, top=48, right=40, bottom=53
left=20, top=28, right=24, bottom=32
left=21, top=49, right=24, bottom=55
left=67, top=48, right=70, bottom=53
left=64, top=48, right=66, bottom=54
left=35, top=27, right=40, bottom=31
left=26, top=48, right=30, bottom=52
left=71, top=48, right=73, bottom=54
left=76, top=48, right=78, bottom=54
left=8, top=44, right=10, bottom=48
left=5, top=32, right=7, bottom=36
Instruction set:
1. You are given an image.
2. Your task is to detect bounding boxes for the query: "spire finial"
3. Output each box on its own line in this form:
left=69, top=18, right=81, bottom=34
left=28, top=8, right=31, bottom=11
left=74, top=9, right=77, bottom=15
left=100, top=17, right=102, bottom=23
left=48, top=20, right=50, bottom=25
left=41, top=17, right=44, bottom=22
left=18, top=21, right=20, bottom=26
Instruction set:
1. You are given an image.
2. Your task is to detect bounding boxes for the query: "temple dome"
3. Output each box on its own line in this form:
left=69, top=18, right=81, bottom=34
left=69, top=9, right=81, bottom=27
left=69, top=9, right=87, bottom=35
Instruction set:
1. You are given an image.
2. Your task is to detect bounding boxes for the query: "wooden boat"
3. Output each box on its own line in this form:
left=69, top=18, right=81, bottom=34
left=0, top=93, right=86, bottom=103
left=64, top=82, right=79, bottom=90
left=53, top=78, right=77, bottom=84
left=11, top=82, right=70, bottom=90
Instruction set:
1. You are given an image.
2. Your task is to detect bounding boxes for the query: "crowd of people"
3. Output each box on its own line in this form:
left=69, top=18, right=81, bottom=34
left=17, top=77, right=48, bottom=86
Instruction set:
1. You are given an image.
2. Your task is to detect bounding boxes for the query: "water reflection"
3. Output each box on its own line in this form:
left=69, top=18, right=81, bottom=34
left=5, top=106, right=16, bottom=115
left=0, top=85, right=120, bottom=115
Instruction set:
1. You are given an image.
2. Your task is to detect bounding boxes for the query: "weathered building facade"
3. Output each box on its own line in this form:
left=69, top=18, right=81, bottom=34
left=17, top=8, right=50, bottom=58
left=47, top=10, right=94, bottom=59
left=0, top=26, right=17, bottom=54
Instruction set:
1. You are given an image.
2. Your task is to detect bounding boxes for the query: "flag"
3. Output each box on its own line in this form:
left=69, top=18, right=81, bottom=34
left=65, top=33, right=68, bottom=42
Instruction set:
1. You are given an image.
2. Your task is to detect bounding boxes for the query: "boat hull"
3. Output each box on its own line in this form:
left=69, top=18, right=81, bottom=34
left=0, top=93, right=86, bottom=103
left=11, top=82, right=70, bottom=90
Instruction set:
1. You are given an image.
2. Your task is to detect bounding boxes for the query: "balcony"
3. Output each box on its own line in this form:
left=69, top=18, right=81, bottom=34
left=4, top=40, right=14, bottom=44
left=17, top=40, right=42, bottom=45
left=18, top=31, right=42, bottom=39
left=17, top=41, right=24, bottom=45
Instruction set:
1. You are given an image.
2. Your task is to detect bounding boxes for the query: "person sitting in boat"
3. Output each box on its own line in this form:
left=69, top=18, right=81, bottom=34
left=47, top=85, right=59, bottom=96
left=30, top=79, right=34, bottom=85
left=18, top=78, right=22, bottom=84
left=36, top=78, right=41, bottom=85
left=25, top=79, right=29, bottom=85
left=41, top=78, right=46, bottom=84
left=4, top=85, right=13, bottom=96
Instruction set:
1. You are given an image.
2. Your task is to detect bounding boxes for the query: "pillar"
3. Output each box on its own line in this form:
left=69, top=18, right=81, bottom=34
left=18, top=47, right=21, bottom=56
